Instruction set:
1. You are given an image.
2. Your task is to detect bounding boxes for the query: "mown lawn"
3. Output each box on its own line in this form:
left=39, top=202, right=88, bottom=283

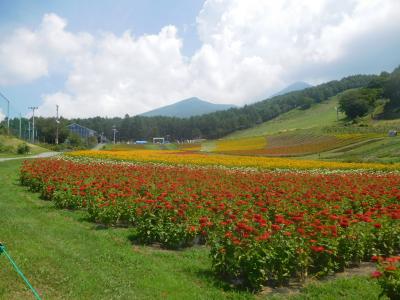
left=224, top=97, right=341, bottom=139
left=0, top=160, right=386, bottom=299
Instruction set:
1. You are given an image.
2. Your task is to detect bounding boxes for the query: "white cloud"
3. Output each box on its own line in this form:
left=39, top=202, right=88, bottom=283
left=1, top=1, right=400, bottom=118
left=38, top=26, right=191, bottom=118
left=0, top=13, right=92, bottom=85
left=195, top=0, right=400, bottom=87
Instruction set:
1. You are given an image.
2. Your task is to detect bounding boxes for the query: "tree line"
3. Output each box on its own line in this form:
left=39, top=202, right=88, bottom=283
left=5, top=68, right=399, bottom=144
left=337, top=66, right=400, bottom=120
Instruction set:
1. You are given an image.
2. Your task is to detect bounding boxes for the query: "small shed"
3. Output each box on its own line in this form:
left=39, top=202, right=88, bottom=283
left=388, top=130, right=397, bottom=137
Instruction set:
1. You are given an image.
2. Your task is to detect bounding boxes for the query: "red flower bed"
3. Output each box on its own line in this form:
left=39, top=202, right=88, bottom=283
left=20, top=158, right=400, bottom=290
left=371, top=256, right=400, bottom=299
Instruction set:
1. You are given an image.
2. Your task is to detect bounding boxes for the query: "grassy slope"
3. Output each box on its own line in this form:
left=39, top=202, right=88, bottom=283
left=0, top=160, right=250, bottom=300
left=0, top=135, right=48, bottom=157
left=314, top=136, right=400, bottom=163
left=217, top=95, right=399, bottom=162
left=225, top=97, right=341, bottom=139
left=0, top=160, right=386, bottom=299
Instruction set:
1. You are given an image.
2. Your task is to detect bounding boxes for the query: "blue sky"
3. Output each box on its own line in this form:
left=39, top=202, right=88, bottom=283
left=0, top=0, right=204, bottom=117
left=0, top=0, right=399, bottom=119
left=0, top=0, right=203, bottom=54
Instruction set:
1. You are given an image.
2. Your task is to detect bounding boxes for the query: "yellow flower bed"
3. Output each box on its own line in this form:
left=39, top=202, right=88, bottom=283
left=334, top=133, right=381, bottom=140
left=67, top=149, right=400, bottom=171
left=215, top=136, right=267, bottom=152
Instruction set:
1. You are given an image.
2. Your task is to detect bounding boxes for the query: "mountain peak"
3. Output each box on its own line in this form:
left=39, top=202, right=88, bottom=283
left=272, top=81, right=312, bottom=97
left=178, top=97, right=209, bottom=104
left=140, top=97, right=236, bottom=118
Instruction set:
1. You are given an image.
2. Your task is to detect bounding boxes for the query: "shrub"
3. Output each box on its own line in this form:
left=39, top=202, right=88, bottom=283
left=17, top=143, right=30, bottom=154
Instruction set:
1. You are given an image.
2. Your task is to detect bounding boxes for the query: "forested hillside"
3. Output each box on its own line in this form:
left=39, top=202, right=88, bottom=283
left=6, top=67, right=399, bottom=143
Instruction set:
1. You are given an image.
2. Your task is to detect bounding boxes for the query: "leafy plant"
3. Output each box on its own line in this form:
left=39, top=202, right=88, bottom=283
left=372, top=256, right=400, bottom=299
left=17, top=143, right=30, bottom=154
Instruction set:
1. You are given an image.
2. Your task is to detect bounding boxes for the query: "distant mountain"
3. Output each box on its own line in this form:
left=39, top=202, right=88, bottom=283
left=140, top=97, right=236, bottom=118
left=272, top=81, right=313, bottom=97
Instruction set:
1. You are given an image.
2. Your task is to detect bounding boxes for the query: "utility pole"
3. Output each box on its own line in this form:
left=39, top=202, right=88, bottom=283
left=28, top=121, right=31, bottom=141
left=112, top=125, right=117, bottom=144
left=0, top=92, right=10, bottom=135
left=55, top=105, right=59, bottom=145
left=28, top=107, right=38, bottom=143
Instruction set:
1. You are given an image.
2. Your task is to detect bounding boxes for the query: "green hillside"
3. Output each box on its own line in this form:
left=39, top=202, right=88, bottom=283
left=209, top=92, right=400, bottom=162
left=0, top=135, right=48, bottom=157
left=312, top=136, right=400, bottom=163
left=226, top=96, right=342, bottom=139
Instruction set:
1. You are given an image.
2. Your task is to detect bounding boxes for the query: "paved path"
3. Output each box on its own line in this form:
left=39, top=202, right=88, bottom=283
left=0, top=152, right=60, bottom=162
left=92, top=143, right=106, bottom=150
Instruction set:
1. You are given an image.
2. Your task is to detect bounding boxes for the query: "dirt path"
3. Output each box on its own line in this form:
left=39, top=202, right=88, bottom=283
left=92, top=143, right=106, bottom=150
left=0, top=152, right=59, bottom=162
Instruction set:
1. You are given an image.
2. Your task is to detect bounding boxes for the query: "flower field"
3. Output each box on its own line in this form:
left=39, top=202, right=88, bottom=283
left=214, top=136, right=267, bottom=152
left=20, top=157, right=400, bottom=290
left=214, top=133, right=377, bottom=156
left=67, top=149, right=400, bottom=171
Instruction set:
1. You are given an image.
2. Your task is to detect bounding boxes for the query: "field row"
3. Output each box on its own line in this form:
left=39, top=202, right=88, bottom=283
left=67, top=149, right=400, bottom=170
left=20, top=158, right=400, bottom=289
left=212, top=133, right=378, bottom=156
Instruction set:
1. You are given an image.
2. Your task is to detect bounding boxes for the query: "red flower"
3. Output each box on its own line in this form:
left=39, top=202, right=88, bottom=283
left=385, top=257, right=400, bottom=263
left=385, top=265, right=397, bottom=271
left=257, top=232, right=271, bottom=241
left=225, top=231, right=233, bottom=238
left=371, top=271, right=382, bottom=278
left=310, top=245, right=325, bottom=252
left=371, top=255, right=383, bottom=262
left=271, top=224, right=281, bottom=231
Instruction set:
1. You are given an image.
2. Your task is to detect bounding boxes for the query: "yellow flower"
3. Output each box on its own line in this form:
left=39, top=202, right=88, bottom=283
left=214, top=136, right=267, bottom=152
left=67, top=149, right=400, bottom=171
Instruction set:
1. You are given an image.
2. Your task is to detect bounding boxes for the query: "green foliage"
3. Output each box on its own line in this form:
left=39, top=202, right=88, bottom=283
left=384, top=67, right=400, bottom=107
left=7, top=73, right=378, bottom=142
left=0, top=123, right=7, bottom=135
left=298, top=97, right=314, bottom=110
left=228, top=97, right=340, bottom=138
left=16, top=143, right=30, bottom=154
left=87, top=136, right=98, bottom=148
left=67, top=133, right=84, bottom=147
left=6, top=116, right=70, bottom=144
left=0, top=160, right=252, bottom=299
left=339, top=90, right=372, bottom=119
left=310, top=135, right=400, bottom=164
left=373, top=256, right=400, bottom=300
left=0, top=141, right=13, bottom=153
